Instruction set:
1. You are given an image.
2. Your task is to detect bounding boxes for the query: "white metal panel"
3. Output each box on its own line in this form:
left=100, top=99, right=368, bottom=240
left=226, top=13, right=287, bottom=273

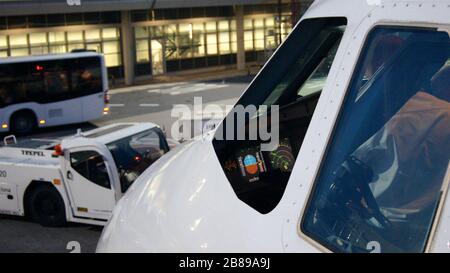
left=98, top=136, right=285, bottom=252
left=283, top=0, right=450, bottom=253
left=0, top=183, right=19, bottom=215
left=63, top=146, right=116, bottom=220
left=97, top=0, right=450, bottom=253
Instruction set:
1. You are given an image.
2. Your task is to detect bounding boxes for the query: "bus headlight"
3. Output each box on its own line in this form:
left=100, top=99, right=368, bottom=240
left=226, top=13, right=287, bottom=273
left=103, top=107, right=110, bottom=115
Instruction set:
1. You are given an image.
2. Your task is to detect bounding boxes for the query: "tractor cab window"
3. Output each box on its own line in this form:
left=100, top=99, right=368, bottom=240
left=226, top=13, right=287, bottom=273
left=213, top=18, right=347, bottom=214
left=107, top=128, right=169, bottom=193
left=302, top=26, right=450, bottom=253
left=70, top=150, right=111, bottom=189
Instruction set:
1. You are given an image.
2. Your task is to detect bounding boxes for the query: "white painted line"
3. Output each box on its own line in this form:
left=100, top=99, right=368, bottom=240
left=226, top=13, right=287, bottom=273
left=109, top=104, right=125, bottom=107
left=169, top=84, right=228, bottom=96
left=147, top=89, right=161, bottom=93
left=110, top=81, right=189, bottom=94
left=192, top=87, right=208, bottom=92
left=139, top=103, right=160, bottom=107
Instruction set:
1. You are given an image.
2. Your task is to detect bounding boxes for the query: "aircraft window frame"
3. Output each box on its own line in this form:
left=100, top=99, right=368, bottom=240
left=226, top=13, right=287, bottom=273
left=298, top=24, right=450, bottom=253
left=212, top=17, right=348, bottom=214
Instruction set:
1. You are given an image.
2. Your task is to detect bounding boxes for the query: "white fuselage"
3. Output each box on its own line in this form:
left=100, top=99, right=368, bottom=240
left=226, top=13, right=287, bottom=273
left=97, top=0, right=450, bottom=253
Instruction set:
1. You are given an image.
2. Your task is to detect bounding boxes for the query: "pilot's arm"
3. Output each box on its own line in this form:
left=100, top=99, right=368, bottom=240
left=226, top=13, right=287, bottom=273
left=350, top=91, right=450, bottom=210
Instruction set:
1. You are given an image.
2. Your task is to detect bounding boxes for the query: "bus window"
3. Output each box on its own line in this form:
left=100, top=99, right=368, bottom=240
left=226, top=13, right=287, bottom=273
left=213, top=18, right=348, bottom=214
left=71, top=57, right=102, bottom=95
left=0, top=56, right=103, bottom=107
left=42, top=63, right=70, bottom=95
left=0, top=86, right=11, bottom=106
left=0, top=63, right=31, bottom=106
left=26, top=64, right=45, bottom=101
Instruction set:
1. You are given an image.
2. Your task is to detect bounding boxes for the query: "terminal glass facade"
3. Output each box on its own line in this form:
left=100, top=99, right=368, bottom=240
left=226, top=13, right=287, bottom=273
left=0, top=12, right=123, bottom=78
left=133, top=5, right=292, bottom=77
left=0, top=4, right=294, bottom=81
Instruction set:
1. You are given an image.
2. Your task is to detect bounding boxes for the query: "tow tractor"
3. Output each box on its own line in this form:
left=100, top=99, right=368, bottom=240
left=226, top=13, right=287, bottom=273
left=0, top=123, right=170, bottom=226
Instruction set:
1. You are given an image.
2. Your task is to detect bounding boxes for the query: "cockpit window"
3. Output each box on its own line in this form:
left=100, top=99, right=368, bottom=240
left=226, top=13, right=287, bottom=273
left=213, top=18, right=347, bottom=214
left=302, top=26, right=450, bottom=253
left=296, top=38, right=342, bottom=98
left=259, top=24, right=345, bottom=107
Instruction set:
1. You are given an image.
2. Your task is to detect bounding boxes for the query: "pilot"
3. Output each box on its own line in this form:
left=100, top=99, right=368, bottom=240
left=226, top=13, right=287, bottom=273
left=351, top=65, right=450, bottom=211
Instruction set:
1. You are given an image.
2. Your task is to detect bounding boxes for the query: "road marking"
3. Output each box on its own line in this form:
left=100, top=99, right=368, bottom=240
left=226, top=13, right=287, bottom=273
left=169, top=84, right=228, bottom=96
left=147, top=89, right=161, bottom=93
left=110, top=82, right=188, bottom=94
left=192, top=87, right=210, bottom=92
left=109, top=104, right=125, bottom=107
left=139, top=103, right=160, bottom=107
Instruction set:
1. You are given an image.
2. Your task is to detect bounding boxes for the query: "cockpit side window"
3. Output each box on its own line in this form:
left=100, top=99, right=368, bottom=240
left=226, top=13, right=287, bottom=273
left=213, top=18, right=347, bottom=214
left=301, top=26, right=450, bottom=253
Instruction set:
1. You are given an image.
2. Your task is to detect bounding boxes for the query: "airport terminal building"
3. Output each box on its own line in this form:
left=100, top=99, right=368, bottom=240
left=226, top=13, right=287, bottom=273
left=0, top=0, right=311, bottom=85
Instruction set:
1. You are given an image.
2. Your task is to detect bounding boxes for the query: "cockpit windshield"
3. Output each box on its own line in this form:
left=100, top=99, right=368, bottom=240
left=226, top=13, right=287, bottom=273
left=302, top=26, right=450, bottom=253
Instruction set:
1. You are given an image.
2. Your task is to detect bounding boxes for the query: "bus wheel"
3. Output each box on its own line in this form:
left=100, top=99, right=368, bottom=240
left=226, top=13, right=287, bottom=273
left=28, top=185, right=67, bottom=227
left=10, top=111, right=36, bottom=136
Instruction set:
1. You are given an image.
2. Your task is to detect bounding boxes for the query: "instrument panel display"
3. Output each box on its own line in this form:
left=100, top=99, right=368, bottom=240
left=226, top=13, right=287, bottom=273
left=222, top=138, right=295, bottom=184
left=268, top=138, right=295, bottom=173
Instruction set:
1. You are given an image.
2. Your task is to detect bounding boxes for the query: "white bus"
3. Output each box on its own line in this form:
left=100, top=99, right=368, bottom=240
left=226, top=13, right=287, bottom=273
left=0, top=52, right=109, bottom=135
